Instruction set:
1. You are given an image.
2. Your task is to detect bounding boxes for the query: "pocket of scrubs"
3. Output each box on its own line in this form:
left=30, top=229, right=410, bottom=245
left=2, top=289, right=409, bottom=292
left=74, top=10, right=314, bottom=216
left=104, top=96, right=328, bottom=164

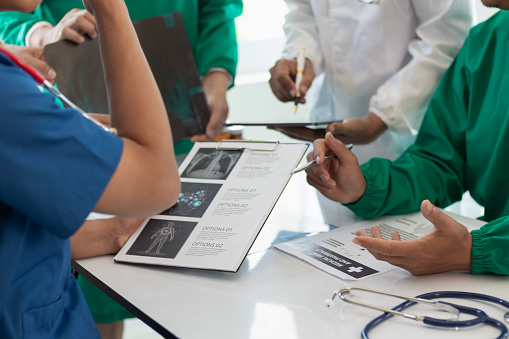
left=22, top=294, right=64, bottom=339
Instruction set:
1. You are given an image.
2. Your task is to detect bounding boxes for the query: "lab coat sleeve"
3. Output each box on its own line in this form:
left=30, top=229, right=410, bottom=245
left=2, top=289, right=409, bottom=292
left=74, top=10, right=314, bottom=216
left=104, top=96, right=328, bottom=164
left=282, top=0, right=324, bottom=75
left=471, top=216, right=509, bottom=275
left=197, top=0, right=243, bottom=84
left=346, top=39, right=471, bottom=219
left=0, top=6, right=54, bottom=45
left=369, top=0, right=473, bottom=135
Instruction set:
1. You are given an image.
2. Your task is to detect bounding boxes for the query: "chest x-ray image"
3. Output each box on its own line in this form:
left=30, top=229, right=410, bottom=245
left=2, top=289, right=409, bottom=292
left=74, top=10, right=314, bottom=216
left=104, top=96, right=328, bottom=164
left=182, top=148, right=243, bottom=180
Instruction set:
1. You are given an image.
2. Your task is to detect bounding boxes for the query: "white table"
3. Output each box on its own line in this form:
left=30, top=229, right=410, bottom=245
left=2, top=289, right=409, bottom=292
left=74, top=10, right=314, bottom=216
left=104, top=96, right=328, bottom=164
left=74, top=172, right=509, bottom=339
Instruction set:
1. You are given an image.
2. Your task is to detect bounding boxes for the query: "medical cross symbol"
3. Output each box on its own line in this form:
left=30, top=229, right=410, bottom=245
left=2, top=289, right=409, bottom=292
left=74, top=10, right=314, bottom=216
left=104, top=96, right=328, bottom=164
left=347, top=266, right=364, bottom=273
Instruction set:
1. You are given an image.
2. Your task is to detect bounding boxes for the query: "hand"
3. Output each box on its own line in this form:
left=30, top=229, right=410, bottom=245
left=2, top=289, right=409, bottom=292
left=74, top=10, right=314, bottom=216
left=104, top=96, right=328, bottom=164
left=192, top=71, right=230, bottom=141
left=352, top=200, right=473, bottom=275
left=326, top=113, right=387, bottom=145
left=111, top=217, right=146, bottom=252
left=269, top=58, right=315, bottom=103
left=269, top=126, right=326, bottom=142
left=29, top=8, right=97, bottom=47
left=0, top=43, right=56, bottom=81
left=305, top=132, right=366, bottom=204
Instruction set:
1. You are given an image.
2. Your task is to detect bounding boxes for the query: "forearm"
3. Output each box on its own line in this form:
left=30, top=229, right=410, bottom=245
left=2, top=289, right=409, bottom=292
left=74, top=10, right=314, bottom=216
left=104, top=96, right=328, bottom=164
left=91, top=0, right=180, bottom=216
left=347, top=149, right=464, bottom=218
left=71, top=218, right=118, bottom=259
left=370, top=0, right=472, bottom=135
left=93, top=2, right=170, bottom=147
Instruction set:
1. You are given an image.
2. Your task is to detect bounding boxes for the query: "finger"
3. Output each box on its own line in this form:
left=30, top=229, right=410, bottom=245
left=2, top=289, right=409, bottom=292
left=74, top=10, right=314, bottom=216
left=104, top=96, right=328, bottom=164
left=306, top=175, right=336, bottom=195
left=269, top=60, right=296, bottom=102
left=81, top=9, right=97, bottom=27
left=370, top=225, right=383, bottom=239
left=205, top=107, right=228, bottom=141
left=420, top=200, right=459, bottom=234
left=323, top=132, right=356, bottom=164
left=298, top=59, right=315, bottom=97
left=24, top=56, right=57, bottom=80
left=312, top=138, right=331, bottom=165
left=326, top=122, right=343, bottom=134
left=352, top=236, right=416, bottom=257
left=354, top=229, right=370, bottom=237
left=390, top=231, right=401, bottom=241
left=190, top=134, right=209, bottom=142
left=74, top=15, right=97, bottom=39
left=61, top=26, right=85, bottom=43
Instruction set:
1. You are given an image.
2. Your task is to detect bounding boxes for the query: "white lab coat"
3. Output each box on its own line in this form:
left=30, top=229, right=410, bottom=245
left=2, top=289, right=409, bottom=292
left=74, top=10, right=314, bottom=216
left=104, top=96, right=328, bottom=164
left=282, top=0, right=474, bottom=163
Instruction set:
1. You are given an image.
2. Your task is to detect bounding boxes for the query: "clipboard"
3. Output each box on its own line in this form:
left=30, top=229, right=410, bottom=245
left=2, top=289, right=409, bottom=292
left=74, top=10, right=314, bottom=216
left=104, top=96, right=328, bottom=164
left=114, top=140, right=309, bottom=272
left=224, top=121, right=335, bottom=128
left=44, top=12, right=210, bottom=141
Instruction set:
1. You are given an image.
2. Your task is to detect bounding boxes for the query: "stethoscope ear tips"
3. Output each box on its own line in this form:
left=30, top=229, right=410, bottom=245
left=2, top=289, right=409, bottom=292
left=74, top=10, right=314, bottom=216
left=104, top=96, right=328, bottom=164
left=324, top=299, right=334, bottom=309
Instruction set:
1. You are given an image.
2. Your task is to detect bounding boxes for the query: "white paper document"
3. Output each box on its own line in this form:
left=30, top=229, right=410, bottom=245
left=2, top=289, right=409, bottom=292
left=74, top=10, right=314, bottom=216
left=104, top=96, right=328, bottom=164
left=115, top=141, right=308, bottom=272
left=275, top=211, right=485, bottom=281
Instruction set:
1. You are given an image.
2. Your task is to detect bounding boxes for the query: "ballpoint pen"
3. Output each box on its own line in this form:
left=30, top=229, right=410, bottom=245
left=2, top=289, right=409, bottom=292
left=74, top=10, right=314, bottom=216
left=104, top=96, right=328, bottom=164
left=0, top=47, right=117, bottom=135
left=293, top=47, right=306, bottom=114
left=291, top=144, right=353, bottom=174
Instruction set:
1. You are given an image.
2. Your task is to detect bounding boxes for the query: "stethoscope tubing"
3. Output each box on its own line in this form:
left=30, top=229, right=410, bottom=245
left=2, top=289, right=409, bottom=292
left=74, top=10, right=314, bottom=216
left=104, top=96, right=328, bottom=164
left=362, top=291, right=509, bottom=339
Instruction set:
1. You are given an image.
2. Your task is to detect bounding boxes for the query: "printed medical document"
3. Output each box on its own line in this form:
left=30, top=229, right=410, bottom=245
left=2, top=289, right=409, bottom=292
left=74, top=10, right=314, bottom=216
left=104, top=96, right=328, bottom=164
left=275, top=212, right=485, bottom=280
left=115, top=141, right=308, bottom=272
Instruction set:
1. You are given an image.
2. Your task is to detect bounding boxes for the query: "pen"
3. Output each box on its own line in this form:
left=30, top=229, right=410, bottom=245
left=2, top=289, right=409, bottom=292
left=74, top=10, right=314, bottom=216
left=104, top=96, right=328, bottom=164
left=0, top=47, right=117, bottom=135
left=291, top=144, right=353, bottom=174
left=293, top=47, right=306, bottom=114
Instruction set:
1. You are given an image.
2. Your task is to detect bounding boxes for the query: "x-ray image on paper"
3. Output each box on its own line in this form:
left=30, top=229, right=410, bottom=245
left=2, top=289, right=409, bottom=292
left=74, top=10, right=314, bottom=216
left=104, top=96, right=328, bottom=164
left=127, top=219, right=197, bottom=259
left=181, top=148, right=242, bottom=180
left=161, top=182, right=222, bottom=218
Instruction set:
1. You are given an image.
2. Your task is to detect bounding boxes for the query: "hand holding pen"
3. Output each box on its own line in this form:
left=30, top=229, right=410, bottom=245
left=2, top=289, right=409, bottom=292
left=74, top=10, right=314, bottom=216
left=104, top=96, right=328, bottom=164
left=268, top=52, right=315, bottom=107
left=303, top=132, right=367, bottom=205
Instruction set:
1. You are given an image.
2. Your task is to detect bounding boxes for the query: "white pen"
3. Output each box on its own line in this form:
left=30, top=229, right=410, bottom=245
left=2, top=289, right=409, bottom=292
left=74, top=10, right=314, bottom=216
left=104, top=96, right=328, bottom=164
left=293, top=47, right=306, bottom=114
left=291, top=144, right=353, bottom=174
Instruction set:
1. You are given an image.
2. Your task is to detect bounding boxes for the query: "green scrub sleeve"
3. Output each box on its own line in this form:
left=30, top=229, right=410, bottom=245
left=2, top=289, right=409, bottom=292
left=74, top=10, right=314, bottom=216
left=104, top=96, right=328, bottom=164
left=346, top=45, right=471, bottom=219
left=0, top=7, right=56, bottom=45
left=471, top=216, right=509, bottom=275
left=196, top=0, right=242, bottom=83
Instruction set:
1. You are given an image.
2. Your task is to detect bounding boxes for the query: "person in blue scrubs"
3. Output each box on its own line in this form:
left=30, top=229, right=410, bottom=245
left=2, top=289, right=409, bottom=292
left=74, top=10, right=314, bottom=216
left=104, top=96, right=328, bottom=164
left=0, top=0, right=181, bottom=337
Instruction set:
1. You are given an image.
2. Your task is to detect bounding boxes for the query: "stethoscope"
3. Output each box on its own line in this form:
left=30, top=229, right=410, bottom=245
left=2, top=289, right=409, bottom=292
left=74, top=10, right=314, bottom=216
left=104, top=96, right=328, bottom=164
left=0, top=47, right=117, bottom=135
left=325, top=287, right=509, bottom=339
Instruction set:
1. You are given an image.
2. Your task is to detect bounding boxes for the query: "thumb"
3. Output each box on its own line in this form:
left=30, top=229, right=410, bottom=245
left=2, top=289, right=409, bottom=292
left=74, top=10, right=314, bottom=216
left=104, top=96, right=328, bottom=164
left=323, top=132, right=355, bottom=162
left=421, top=200, right=455, bottom=233
left=327, top=121, right=344, bottom=134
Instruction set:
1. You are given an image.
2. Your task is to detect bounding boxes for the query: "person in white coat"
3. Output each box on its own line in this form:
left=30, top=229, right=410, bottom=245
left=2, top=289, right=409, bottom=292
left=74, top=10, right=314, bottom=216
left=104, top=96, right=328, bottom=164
left=269, top=0, right=474, bottom=164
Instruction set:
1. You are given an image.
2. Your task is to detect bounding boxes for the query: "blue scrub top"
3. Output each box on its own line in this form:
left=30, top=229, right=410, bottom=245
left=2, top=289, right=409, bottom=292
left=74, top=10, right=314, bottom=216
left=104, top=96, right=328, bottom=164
left=0, top=53, right=123, bottom=338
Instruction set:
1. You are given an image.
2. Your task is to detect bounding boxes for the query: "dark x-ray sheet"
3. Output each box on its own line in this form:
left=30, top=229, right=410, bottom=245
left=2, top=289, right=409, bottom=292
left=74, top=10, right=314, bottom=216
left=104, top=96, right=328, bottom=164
left=45, top=12, right=210, bottom=141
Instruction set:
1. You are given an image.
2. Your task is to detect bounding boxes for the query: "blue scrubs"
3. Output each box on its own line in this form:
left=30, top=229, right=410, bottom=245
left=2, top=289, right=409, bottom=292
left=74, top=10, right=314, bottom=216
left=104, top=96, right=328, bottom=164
left=0, top=53, right=123, bottom=338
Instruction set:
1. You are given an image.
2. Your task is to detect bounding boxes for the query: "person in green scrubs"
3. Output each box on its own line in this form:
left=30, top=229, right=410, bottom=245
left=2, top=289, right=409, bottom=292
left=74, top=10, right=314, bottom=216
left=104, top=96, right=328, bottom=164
left=0, top=1, right=242, bottom=338
left=305, top=2, right=509, bottom=277
left=0, top=0, right=243, bottom=146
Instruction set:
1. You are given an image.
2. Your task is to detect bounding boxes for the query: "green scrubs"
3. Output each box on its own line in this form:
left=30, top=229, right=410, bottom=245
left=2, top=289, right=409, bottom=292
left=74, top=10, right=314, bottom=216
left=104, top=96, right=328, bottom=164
left=0, top=0, right=242, bottom=80
left=0, top=0, right=242, bottom=324
left=346, top=11, right=509, bottom=276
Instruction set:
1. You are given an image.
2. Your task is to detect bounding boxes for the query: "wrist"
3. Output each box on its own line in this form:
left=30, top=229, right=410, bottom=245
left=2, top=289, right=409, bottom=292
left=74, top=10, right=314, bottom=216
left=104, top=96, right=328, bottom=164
left=29, top=25, right=52, bottom=48
left=203, top=71, right=229, bottom=93
left=87, top=0, right=129, bottom=23
left=365, top=112, right=388, bottom=139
